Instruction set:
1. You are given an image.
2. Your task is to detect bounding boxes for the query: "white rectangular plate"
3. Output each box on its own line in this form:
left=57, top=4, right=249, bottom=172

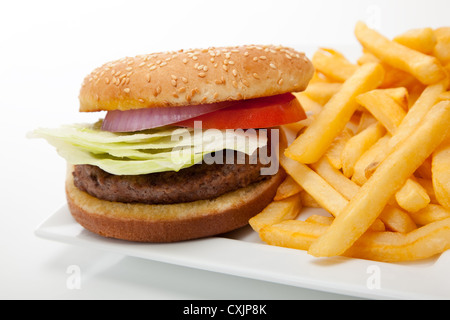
left=35, top=205, right=450, bottom=299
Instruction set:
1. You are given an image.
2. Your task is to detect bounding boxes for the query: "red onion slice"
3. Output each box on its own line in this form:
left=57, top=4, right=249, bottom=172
left=101, top=102, right=232, bottom=132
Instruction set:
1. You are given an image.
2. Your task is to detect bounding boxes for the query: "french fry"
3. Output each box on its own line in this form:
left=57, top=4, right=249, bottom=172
left=432, top=140, right=450, bottom=210
left=356, top=90, right=407, bottom=135
left=383, top=87, right=409, bottom=111
left=415, top=156, right=433, bottom=179
left=408, top=204, right=450, bottom=226
left=357, top=51, right=419, bottom=89
left=355, top=21, right=446, bottom=85
left=439, top=91, right=450, bottom=101
left=304, top=82, right=342, bottom=105
left=340, top=122, right=385, bottom=177
left=249, top=194, right=302, bottom=233
left=324, top=127, right=354, bottom=170
left=416, top=177, right=438, bottom=204
left=433, top=27, right=450, bottom=65
left=260, top=218, right=450, bottom=262
left=299, top=190, right=321, bottom=208
left=351, top=134, right=390, bottom=186
left=308, top=101, right=450, bottom=257
left=388, top=79, right=448, bottom=151
left=285, top=62, right=384, bottom=164
left=377, top=205, right=417, bottom=233
left=281, top=154, right=386, bottom=231
left=355, top=111, right=377, bottom=133
left=393, top=27, right=437, bottom=54
left=311, top=157, right=359, bottom=201
left=293, top=92, right=323, bottom=115
left=280, top=154, right=348, bottom=217
left=312, top=48, right=357, bottom=82
left=260, top=220, right=325, bottom=251
left=274, top=176, right=302, bottom=201
left=305, top=214, right=334, bottom=225
left=395, top=178, right=431, bottom=213
left=252, top=23, right=450, bottom=263
left=357, top=51, right=380, bottom=65
left=311, top=156, right=416, bottom=233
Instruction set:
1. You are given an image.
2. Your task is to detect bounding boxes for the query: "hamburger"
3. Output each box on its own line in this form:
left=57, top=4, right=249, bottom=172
left=31, top=45, right=314, bottom=242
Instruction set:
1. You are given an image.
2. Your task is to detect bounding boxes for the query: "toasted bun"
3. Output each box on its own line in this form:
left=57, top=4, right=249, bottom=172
left=66, top=167, right=285, bottom=242
left=79, top=45, right=314, bottom=112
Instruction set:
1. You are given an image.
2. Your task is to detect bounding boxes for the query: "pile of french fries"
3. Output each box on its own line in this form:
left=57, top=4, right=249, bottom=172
left=250, top=21, right=450, bottom=262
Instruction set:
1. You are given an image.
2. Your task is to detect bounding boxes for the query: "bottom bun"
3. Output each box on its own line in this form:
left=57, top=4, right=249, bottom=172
left=66, top=166, right=285, bottom=242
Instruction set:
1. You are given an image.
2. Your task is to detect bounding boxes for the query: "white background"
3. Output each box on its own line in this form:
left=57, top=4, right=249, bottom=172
left=1, top=0, right=448, bottom=299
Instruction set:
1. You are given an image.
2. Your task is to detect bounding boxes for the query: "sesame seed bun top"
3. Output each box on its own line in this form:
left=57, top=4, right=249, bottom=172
left=79, top=44, right=314, bottom=112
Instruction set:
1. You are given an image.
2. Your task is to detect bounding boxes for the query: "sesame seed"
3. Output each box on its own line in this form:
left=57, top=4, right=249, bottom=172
left=213, top=92, right=219, bottom=99
left=244, top=51, right=249, bottom=57
left=149, top=65, right=157, bottom=71
left=181, top=77, right=188, bottom=83
left=228, top=60, right=234, bottom=65
left=285, top=54, right=292, bottom=59
left=192, top=56, right=198, bottom=61
left=203, top=66, right=208, bottom=71
left=171, top=75, right=177, bottom=80
left=154, top=86, right=161, bottom=96
left=171, top=79, right=177, bottom=87
left=232, top=69, right=237, bottom=77
left=126, top=66, right=133, bottom=71
left=253, top=57, right=258, bottom=62
left=252, top=73, right=260, bottom=79
left=210, top=57, right=215, bottom=63
left=124, top=88, right=130, bottom=93
left=160, top=62, right=167, bottom=67
left=138, top=62, right=146, bottom=67
left=232, top=80, right=238, bottom=88
left=242, top=79, right=250, bottom=87
left=183, top=58, right=188, bottom=64
left=138, top=98, right=145, bottom=103
left=269, top=63, right=277, bottom=69
left=222, top=65, right=228, bottom=72
left=259, top=56, right=267, bottom=60
left=278, top=78, right=284, bottom=85
left=146, top=74, right=151, bottom=82
left=105, top=78, right=110, bottom=84
left=198, top=72, right=206, bottom=78
left=178, top=86, right=186, bottom=93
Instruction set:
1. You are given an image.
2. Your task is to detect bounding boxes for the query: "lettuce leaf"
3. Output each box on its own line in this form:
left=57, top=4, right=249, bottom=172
left=29, top=122, right=267, bottom=175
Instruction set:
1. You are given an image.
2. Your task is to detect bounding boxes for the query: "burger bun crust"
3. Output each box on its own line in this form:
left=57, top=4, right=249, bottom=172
left=79, top=45, right=314, bottom=112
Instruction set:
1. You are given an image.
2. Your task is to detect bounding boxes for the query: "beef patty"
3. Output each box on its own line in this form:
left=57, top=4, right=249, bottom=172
left=73, top=148, right=271, bottom=204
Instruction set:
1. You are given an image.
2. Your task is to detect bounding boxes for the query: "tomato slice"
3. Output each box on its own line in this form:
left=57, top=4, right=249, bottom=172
left=174, top=93, right=306, bottom=129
